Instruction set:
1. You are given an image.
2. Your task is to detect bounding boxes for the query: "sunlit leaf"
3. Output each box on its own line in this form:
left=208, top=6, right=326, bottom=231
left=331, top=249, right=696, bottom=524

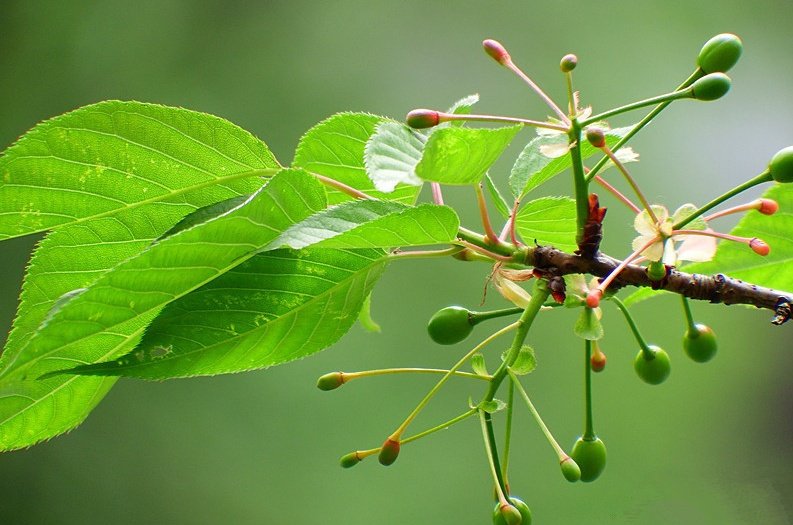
left=364, top=121, right=425, bottom=193
left=514, top=197, right=577, bottom=251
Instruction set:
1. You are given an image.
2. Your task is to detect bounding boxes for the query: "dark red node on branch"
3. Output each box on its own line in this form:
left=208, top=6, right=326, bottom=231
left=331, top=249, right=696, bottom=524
left=548, top=275, right=567, bottom=303
left=576, top=194, right=607, bottom=258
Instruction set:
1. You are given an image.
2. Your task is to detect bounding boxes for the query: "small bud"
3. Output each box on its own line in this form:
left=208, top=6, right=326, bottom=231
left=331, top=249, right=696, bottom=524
left=406, top=109, right=441, bottom=129
left=339, top=451, right=362, bottom=468
left=647, top=261, right=667, bottom=282
left=560, top=53, right=578, bottom=72
left=586, top=289, right=602, bottom=309
left=757, top=198, right=779, bottom=215
left=749, top=238, right=770, bottom=256
left=560, top=455, right=582, bottom=482
left=585, top=127, right=606, bottom=148
left=769, top=146, right=793, bottom=183
left=690, top=72, right=731, bottom=101
left=378, top=438, right=400, bottom=466
left=590, top=346, right=607, bottom=372
left=316, top=372, right=345, bottom=391
left=697, top=33, right=743, bottom=74
left=483, top=39, right=511, bottom=65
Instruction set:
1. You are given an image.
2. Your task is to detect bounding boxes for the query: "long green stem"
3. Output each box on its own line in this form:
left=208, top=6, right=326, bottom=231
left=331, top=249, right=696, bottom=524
left=480, top=409, right=509, bottom=504
left=389, top=322, right=520, bottom=439
left=681, top=296, right=697, bottom=333
left=502, top=380, right=515, bottom=480
left=508, top=370, right=567, bottom=458
left=611, top=297, right=651, bottom=354
left=672, top=170, right=773, bottom=229
left=600, top=145, right=658, bottom=223
left=583, top=340, right=595, bottom=439
left=472, top=307, right=525, bottom=323
left=343, top=368, right=492, bottom=382
left=581, top=89, right=691, bottom=126
left=585, top=69, right=703, bottom=183
left=388, top=246, right=464, bottom=261
left=568, top=120, right=590, bottom=245
left=441, top=112, right=569, bottom=132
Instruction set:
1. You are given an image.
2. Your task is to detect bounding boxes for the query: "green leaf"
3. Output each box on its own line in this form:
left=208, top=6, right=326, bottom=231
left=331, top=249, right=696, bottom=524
left=484, top=174, right=512, bottom=219
left=6, top=168, right=326, bottom=387
left=623, top=184, right=793, bottom=307
left=364, top=121, right=426, bottom=193
left=266, top=201, right=459, bottom=251
left=446, top=94, right=479, bottom=124
left=293, top=112, right=419, bottom=205
left=509, top=126, right=632, bottom=198
left=514, top=197, right=577, bottom=251
left=61, top=248, right=389, bottom=379
left=415, top=125, right=522, bottom=185
left=358, top=293, right=381, bottom=333
left=510, top=345, right=537, bottom=375
left=471, top=352, right=489, bottom=376
left=480, top=399, right=507, bottom=414
left=0, top=101, right=279, bottom=240
left=574, top=307, right=604, bottom=341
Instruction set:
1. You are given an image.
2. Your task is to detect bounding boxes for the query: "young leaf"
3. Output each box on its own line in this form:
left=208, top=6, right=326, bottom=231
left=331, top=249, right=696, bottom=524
left=510, top=345, right=537, bottom=375
left=471, top=353, right=489, bottom=376
left=364, top=122, right=426, bottom=193
left=514, top=197, right=577, bottom=251
left=266, top=201, right=459, bottom=251
left=293, top=112, right=420, bottom=205
left=480, top=399, right=507, bottom=414
left=358, top=293, right=381, bottom=333
left=59, top=248, right=389, bottom=379
left=2, top=169, right=326, bottom=386
left=574, top=307, right=604, bottom=341
left=415, top=125, right=521, bottom=185
left=0, top=101, right=279, bottom=240
left=446, top=94, right=480, bottom=124
left=484, top=174, right=512, bottom=219
left=509, top=126, right=632, bottom=198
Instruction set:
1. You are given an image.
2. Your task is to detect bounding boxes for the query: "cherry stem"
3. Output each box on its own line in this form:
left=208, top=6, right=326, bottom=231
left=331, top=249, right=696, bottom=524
left=599, top=144, right=657, bottom=223
left=568, top=120, right=590, bottom=245
left=581, top=89, right=691, bottom=126
left=342, top=368, right=492, bottom=383
left=597, top=236, right=659, bottom=295
left=672, top=170, right=774, bottom=230
left=611, top=296, right=652, bottom=355
left=388, top=321, right=520, bottom=440
left=502, top=380, right=515, bottom=481
left=592, top=174, right=641, bottom=213
left=471, top=307, right=525, bottom=324
left=681, top=296, right=697, bottom=333
left=503, top=59, right=570, bottom=124
left=439, top=112, right=569, bottom=132
left=479, top=408, right=510, bottom=505
left=585, top=69, right=703, bottom=183
left=431, top=182, right=445, bottom=205
left=311, top=172, right=375, bottom=200
left=564, top=70, right=575, bottom=116
left=703, top=201, right=762, bottom=222
left=457, top=240, right=516, bottom=262
left=583, top=340, right=595, bottom=440
left=476, top=184, right=501, bottom=244
left=671, top=228, right=756, bottom=245
left=508, top=369, right=568, bottom=459
left=457, top=226, right=517, bottom=257
left=388, top=246, right=464, bottom=260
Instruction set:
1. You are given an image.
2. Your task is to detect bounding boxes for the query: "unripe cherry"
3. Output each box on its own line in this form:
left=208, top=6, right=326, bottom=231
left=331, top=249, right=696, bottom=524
left=590, top=345, right=606, bottom=372
left=585, top=127, right=606, bottom=148
left=697, top=33, right=743, bottom=74
left=634, top=345, right=671, bottom=385
left=406, top=109, right=441, bottom=129
left=683, top=323, right=718, bottom=363
left=690, top=73, right=732, bottom=101
left=316, top=371, right=344, bottom=391
left=560, top=54, right=578, bottom=72
left=492, top=497, right=532, bottom=525
left=769, top=146, right=793, bottom=183
left=378, top=438, right=400, bottom=466
left=483, top=39, right=511, bottom=65
left=570, top=436, right=607, bottom=482
left=339, top=452, right=362, bottom=468
left=427, top=306, right=474, bottom=345
left=560, top=455, right=582, bottom=482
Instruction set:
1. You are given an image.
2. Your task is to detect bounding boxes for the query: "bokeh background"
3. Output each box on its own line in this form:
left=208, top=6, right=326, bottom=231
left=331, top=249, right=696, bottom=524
left=1, top=1, right=792, bottom=524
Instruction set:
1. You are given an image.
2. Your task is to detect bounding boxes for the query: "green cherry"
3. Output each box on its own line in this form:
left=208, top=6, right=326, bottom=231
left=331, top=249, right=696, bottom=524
left=378, top=438, right=400, bottom=466
left=683, top=323, right=718, bottom=363
left=634, top=345, right=671, bottom=385
left=769, top=146, right=793, bottom=183
left=339, top=452, right=362, bottom=468
left=697, top=33, right=743, bottom=74
left=492, top=497, right=532, bottom=525
left=316, top=372, right=344, bottom=391
left=570, top=437, right=607, bottom=482
left=560, top=455, right=582, bottom=482
left=427, top=306, right=474, bottom=345
left=690, top=73, right=731, bottom=101
left=560, top=53, right=578, bottom=72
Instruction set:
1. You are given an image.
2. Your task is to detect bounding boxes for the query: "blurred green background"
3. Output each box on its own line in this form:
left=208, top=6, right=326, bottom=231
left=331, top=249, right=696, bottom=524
left=1, top=1, right=792, bottom=524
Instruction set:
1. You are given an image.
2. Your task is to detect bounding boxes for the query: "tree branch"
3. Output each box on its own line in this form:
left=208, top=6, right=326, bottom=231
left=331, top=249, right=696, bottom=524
left=524, top=246, right=793, bottom=325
